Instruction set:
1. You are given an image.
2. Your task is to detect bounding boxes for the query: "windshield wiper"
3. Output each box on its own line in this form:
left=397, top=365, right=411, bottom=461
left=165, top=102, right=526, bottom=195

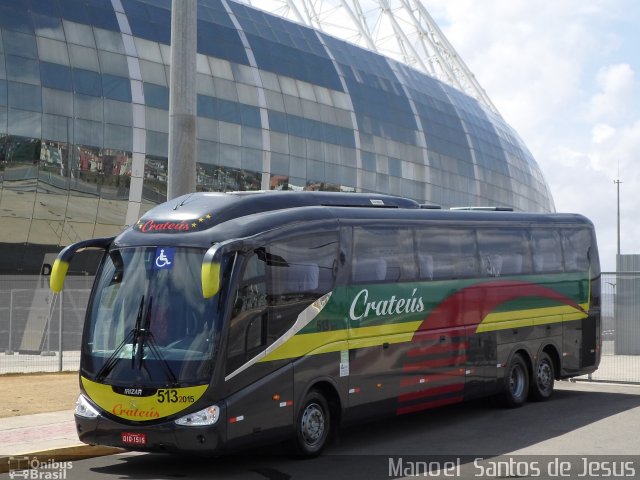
left=95, top=295, right=144, bottom=382
left=134, top=296, right=179, bottom=386
left=131, top=294, right=145, bottom=368
left=133, top=295, right=148, bottom=369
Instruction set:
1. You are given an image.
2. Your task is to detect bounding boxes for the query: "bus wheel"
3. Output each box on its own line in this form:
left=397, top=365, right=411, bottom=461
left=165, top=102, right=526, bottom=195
left=530, top=352, right=555, bottom=401
left=504, top=353, right=529, bottom=408
left=292, top=390, right=330, bottom=458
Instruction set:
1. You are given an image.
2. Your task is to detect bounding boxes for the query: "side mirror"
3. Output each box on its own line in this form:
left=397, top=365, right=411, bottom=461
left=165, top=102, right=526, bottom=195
left=201, top=244, right=223, bottom=299
left=202, top=239, right=245, bottom=299
left=50, top=237, right=114, bottom=293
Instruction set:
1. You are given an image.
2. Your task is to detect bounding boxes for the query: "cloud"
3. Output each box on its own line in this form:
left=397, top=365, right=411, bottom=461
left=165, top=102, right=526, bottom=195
left=589, top=63, right=637, bottom=123
left=423, top=0, right=640, bottom=271
left=426, top=1, right=621, bottom=132
left=598, top=120, right=640, bottom=182
left=557, top=120, right=640, bottom=269
left=591, top=124, right=616, bottom=144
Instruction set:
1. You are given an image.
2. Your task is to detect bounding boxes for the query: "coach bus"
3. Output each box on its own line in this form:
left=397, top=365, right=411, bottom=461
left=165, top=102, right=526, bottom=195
left=50, top=191, right=600, bottom=456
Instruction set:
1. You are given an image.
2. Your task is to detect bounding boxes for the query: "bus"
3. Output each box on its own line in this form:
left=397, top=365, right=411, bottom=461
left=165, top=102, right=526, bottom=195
left=50, top=191, right=600, bottom=457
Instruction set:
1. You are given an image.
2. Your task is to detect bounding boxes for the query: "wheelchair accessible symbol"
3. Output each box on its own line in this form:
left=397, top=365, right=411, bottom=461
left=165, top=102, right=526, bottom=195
left=154, top=247, right=175, bottom=270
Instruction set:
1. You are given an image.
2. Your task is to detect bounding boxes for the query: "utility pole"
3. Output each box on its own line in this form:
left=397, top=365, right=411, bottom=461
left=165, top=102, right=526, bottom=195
left=167, top=0, right=197, bottom=200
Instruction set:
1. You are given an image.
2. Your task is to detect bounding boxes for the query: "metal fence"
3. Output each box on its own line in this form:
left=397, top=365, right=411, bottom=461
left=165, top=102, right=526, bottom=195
left=575, top=271, right=640, bottom=384
left=1, top=273, right=639, bottom=382
left=0, top=275, right=93, bottom=374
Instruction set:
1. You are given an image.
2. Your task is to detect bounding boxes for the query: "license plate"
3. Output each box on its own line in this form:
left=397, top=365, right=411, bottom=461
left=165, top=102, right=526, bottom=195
left=121, top=432, right=147, bottom=446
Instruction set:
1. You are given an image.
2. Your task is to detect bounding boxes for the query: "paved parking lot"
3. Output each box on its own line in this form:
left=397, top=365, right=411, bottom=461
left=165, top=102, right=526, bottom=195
left=3, top=381, right=637, bottom=480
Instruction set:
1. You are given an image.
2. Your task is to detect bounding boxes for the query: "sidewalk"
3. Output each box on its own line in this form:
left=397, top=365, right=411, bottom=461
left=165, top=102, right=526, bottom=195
left=0, top=410, right=121, bottom=474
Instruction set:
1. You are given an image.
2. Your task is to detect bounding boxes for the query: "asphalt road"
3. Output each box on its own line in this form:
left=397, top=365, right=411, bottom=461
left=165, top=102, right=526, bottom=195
left=4, top=382, right=640, bottom=480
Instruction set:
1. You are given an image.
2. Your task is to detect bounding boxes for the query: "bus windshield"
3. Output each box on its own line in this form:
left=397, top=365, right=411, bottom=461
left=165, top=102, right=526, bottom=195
left=81, top=246, right=222, bottom=387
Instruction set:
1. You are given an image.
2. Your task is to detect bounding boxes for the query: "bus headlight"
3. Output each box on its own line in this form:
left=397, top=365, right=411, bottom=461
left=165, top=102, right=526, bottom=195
left=75, top=394, right=99, bottom=418
left=175, top=405, right=220, bottom=426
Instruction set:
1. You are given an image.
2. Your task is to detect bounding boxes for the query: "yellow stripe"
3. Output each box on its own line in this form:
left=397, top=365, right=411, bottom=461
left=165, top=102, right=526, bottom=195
left=563, top=312, right=589, bottom=322
left=532, top=314, right=564, bottom=327
left=349, top=332, right=415, bottom=349
left=81, top=377, right=208, bottom=421
left=348, top=321, right=422, bottom=349
left=478, top=318, right=535, bottom=332
left=308, top=340, right=349, bottom=356
left=476, top=303, right=589, bottom=333
left=350, top=321, right=423, bottom=339
left=261, top=302, right=591, bottom=360
left=261, top=330, right=348, bottom=362
left=260, top=320, right=423, bottom=362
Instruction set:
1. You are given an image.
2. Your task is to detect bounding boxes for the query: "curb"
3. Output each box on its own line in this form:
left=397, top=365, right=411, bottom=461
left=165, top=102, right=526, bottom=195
left=0, top=444, right=123, bottom=474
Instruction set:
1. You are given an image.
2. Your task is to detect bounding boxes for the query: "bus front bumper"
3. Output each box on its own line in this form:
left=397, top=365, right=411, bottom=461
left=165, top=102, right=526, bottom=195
left=75, top=411, right=227, bottom=455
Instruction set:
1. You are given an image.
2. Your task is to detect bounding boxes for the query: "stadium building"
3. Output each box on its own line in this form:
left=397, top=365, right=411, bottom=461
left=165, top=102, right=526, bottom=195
left=0, top=0, right=554, bottom=274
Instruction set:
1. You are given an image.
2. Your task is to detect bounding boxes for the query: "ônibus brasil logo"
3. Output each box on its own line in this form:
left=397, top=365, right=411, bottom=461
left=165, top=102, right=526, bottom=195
left=8, top=457, right=72, bottom=479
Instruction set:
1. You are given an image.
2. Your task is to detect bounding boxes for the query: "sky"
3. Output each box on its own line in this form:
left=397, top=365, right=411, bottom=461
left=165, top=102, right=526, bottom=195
left=423, top=0, right=640, bottom=272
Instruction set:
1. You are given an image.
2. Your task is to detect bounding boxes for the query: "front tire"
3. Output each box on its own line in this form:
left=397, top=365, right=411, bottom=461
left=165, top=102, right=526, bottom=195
left=530, top=352, right=555, bottom=401
left=291, top=390, right=330, bottom=458
left=503, top=353, right=529, bottom=408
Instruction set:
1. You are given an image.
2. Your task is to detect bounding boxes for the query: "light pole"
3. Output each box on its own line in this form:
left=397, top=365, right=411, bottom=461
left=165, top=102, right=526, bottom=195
left=167, top=0, right=197, bottom=200
left=614, top=179, right=622, bottom=261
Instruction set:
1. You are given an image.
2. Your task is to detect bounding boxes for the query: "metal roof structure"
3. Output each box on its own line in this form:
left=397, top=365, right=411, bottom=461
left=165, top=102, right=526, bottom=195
left=237, top=0, right=499, bottom=115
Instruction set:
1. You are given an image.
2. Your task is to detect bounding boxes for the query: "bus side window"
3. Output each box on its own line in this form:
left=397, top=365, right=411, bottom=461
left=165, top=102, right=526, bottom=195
left=352, top=227, right=417, bottom=283
left=477, top=229, right=532, bottom=277
left=531, top=229, right=564, bottom=273
left=417, top=254, right=433, bottom=280
left=226, top=254, right=268, bottom=374
left=266, top=232, right=338, bottom=343
left=415, top=227, right=478, bottom=280
left=226, top=232, right=339, bottom=375
left=353, top=258, right=387, bottom=282
left=561, top=228, right=592, bottom=272
left=245, top=316, right=264, bottom=352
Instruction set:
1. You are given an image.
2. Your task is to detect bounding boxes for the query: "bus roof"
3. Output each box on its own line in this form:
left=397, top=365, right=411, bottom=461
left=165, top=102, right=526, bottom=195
left=115, top=191, right=593, bottom=248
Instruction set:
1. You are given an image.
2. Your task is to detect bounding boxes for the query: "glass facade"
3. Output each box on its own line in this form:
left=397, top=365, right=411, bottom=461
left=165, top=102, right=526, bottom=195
left=0, top=0, right=554, bottom=273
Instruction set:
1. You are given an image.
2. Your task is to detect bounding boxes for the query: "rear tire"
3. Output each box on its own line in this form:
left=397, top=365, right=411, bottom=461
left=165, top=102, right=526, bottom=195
left=291, top=389, right=330, bottom=458
left=530, top=351, right=555, bottom=401
left=503, top=353, right=529, bottom=408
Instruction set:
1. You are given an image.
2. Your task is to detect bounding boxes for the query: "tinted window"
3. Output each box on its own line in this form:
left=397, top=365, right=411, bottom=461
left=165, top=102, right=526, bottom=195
left=530, top=229, right=563, bottom=273
left=265, top=232, right=338, bottom=343
left=226, top=231, right=338, bottom=374
left=143, top=82, right=169, bottom=109
left=8, top=82, right=42, bottom=112
left=561, top=228, right=593, bottom=272
left=416, top=227, right=478, bottom=279
left=73, top=69, right=102, bottom=96
left=226, top=254, right=268, bottom=374
left=41, top=62, right=73, bottom=92
left=352, top=227, right=416, bottom=283
left=87, top=6, right=120, bottom=31
left=6, top=55, right=40, bottom=84
left=60, top=1, right=90, bottom=27
left=102, top=73, right=131, bottom=102
left=477, top=228, right=532, bottom=277
left=266, top=232, right=338, bottom=297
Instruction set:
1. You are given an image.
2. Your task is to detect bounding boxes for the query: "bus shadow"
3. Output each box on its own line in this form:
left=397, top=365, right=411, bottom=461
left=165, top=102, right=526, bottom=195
left=329, top=383, right=640, bottom=456
left=89, top=383, right=640, bottom=479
